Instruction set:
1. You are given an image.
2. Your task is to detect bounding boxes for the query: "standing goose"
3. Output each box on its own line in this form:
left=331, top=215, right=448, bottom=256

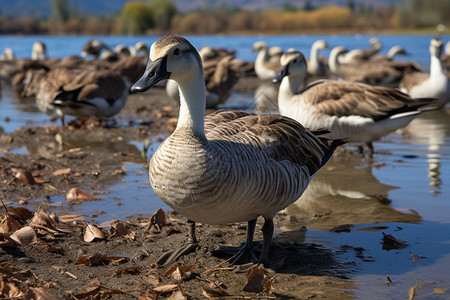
left=344, top=37, right=382, bottom=62
left=252, top=41, right=281, bottom=81
left=274, top=50, right=437, bottom=157
left=307, top=40, right=329, bottom=77
left=131, top=35, right=344, bottom=267
left=399, top=38, right=450, bottom=109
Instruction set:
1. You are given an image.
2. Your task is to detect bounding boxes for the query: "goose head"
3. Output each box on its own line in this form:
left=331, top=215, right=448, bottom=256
left=312, top=40, right=329, bottom=51
left=272, top=51, right=307, bottom=84
left=329, top=45, right=348, bottom=66
left=369, top=37, right=382, bottom=50
left=430, top=38, right=443, bottom=58
left=32, top=41, right=47, bottom=60
left=132, top=35, right=203, bottom=93
left=135, top=42, right=150, bottom=57
left=387, top=45, right=409, bottom=59
left=252, top=41, right=268, bottom=53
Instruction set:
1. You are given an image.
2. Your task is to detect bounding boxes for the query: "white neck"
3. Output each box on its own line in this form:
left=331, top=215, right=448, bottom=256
left=310, top=45, right=319, bottom=64
left=175, top=67, right=207, bottom=139
left=430, top=52, right=444, bottom=77
left=328, top=51, right=341, bottom=74
left=279, top=73, right=304, bottom=101
left=256, top=47, right=269, bottom=65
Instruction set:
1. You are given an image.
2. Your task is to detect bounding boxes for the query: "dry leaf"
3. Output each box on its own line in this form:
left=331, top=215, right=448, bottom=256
left=0, top=279, right=22, bottom=298
left=110, top=221, right=130, bottom=236
left=29, top=210, right=57, bottom=231
left=14, top=169, right=36, bottom=185
left=74, top=253, right=129, bottom=266
left=433, top=288, right=446, bottom=294
left=58, top=214, right=85, bottom=223
left=23, top=287, right=59, bottom=300
left=66, top=188, right=104, bottom=201
left=168, top=289, right=187, bottom=300
left=10, top=226, right=37, bottom=246
left=52, top=168, right=71, bottom=176
left=243, top=265, right=272, bottom=293
left=0, top=213, right=22, bottom=233
left=410, top=252, right=427, bottom=264
left=0, top=233, right=18, bottom=248
left=7, top=207, right=34, bottom=221
left=146, top=208, right=166, bottom=232
left=84, top=224, right=106, bottom=242
left=202, top=282, right=229, bottom=298
left=153, top=284, right=179, bottom=293
left=113, top=265, right=144, bottom=275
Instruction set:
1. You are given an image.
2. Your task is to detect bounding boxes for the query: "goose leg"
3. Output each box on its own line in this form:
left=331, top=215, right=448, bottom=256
left=258, top=217, right=274, bottom=266
left=366, top=142, right=374, bottom=158
left=156, top=219, right=198, bottom=267
left=229, top=219, right=260, bottom=265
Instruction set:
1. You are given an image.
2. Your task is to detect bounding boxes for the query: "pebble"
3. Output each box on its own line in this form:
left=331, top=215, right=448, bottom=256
left=18, top=257, right=36, bottom=263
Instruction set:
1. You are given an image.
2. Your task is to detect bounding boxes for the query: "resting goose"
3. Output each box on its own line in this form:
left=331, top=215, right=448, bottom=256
left=274, top=50, right=437, bottom=157
left=22, top=67, right=128, bottom=125
left=131, top=35, right=344, bottom=267
left=81, top=39, right=111, bottom=59
left=343, top=37, right=382, bottom=62
left=399, top=38, right=450, bottom=109
left=329, top=46, right=417, bottom=86
left=371, top=45, right=409, bottom=62
left=307, top=40, right=329, bottom=77
left=252, top=41, right=281, bottom=81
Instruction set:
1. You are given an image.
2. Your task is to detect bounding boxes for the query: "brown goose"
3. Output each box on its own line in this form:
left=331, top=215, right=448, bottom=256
left=274, top=50, right=437, bottom=157
left=252, top=41, right=281, bottom=81
left=21, top=67, right=128, bottom=125
left=81, top=39, right=111, bottom=59
left=131, top=35, right=344, bottom=267
left=399, top=38, right=450, bottom=109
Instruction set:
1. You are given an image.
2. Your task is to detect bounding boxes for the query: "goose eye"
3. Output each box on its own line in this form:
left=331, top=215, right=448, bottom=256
left=293, top=59, right=297, bottom=63
left=174, top=48, right=180, bottom=55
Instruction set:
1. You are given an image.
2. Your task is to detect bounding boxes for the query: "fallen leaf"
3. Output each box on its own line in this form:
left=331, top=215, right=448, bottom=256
left=330, top=224, right=353, bottom=233
left=0, top=213, right=22, bottom=233
left=146, top=208, right=166, bottom=232
left=202, top=282, right=229, bottom=298
left=14, top=169, right=36, bottom=185
left=168, top=289, right=187, bottom=300
left=66, top=188, right=104, bottom=201
left=410, top=252, right=427, bottom=264
left=0, top=279, right=21, bottom=298
left=243, top=265, right=272, bottom=293
left=7, top=207, right=34, bottom=221
left=58, top=214, right=85, bottom=223
left=52, top=168, right=71, bottom=176
left=0, top=233, right=18, bottom=248
left=28, top=210, right=58, bottom=231
left=113, top=265, right=144, bottom=275
left=84, top=224, right=106, bottom=242
left=110, top=221, right=131, bottom=236
left=10, top=226, right=37, bottom=246
left=74, top=253, right=129, bottom=266
left=23, top=287, right=59, bottom=300
left=382, top=232, right=408, bottom=250
left=153, top=284, right=179, bottom=293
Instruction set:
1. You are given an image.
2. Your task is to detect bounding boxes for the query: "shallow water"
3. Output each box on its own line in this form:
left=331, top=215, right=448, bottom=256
left=1, top=34, right=450, bottom=298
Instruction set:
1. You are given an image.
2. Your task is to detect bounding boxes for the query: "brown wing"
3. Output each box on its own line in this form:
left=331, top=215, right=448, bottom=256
left=399, top=71, right=429, bottom=92
left=302, top=80, right=430, bottom=121
left=204, top=110, right=331, bottom=175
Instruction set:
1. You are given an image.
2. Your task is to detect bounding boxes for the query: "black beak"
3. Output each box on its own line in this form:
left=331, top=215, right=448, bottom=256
left=272, top=64, right=289, bottom=84
left=131, top=56, right=170, bottom=93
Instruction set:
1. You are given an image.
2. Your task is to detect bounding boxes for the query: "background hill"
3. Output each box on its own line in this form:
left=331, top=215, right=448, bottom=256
left=0, top=0, right=403, bottom=18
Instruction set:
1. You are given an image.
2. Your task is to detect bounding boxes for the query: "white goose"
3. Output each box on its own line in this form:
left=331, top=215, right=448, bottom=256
left=399, top=38, right=450, bottom=109
left=31, top=41, right=47, bottom=60
left=274, top=50, right=437, bottom=157
left=307, top=40, right=329, bottom=77
left=252, top=41, right=281, bottom=81
left=131, top=35, right=344, bottom=267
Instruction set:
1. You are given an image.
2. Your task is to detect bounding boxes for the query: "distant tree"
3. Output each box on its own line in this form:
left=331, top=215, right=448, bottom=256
left=346, top=0, right=355, bottom=12
left=147, top=0, right=176, bottom=31
left=283, top=2, right=297, bottom=12
left=50, top=0, right=70, bottom=23
left=120, top=1, right=153, bottom=34
left=303, top=0, right=314, bottom=11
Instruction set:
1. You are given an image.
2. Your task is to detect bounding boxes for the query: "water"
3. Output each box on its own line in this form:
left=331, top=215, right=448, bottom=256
left=1, top=34, right=450, bottom=298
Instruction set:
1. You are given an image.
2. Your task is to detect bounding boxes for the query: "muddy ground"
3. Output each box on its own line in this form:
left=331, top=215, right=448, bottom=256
left=0, top=77, right=358, bottom=299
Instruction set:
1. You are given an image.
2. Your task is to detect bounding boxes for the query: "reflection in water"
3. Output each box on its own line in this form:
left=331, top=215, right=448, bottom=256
left=398, top=110, right=450, bottom=194
left=254, top=81, right=279, bottom=115
left=281, top=155, right=422, bottom=232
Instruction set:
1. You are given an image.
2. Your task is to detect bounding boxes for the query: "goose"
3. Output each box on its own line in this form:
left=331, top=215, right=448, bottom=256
left=165, top=53, right=240, bottom=109
left=443, top=41, right=450, bottom=73
left=343, top=37, right=382, bottom=62
left=131, top=35, right=344, bottom=267
left=1, top=48, right=15, bottom=60
left=273, top=50, right=437, bottom=157
left=81, top=39, right=111, bottom=59
left=135, top=42, right=150, bottom=57
left=371, top=45, right=409, bottom=62
left=307, top=40, right=329, bottom=77
left=329, top=46, right=419, bottom=86
left=31, top=41, right=47, bottom=60
left=399, top=38, right=450, bottom=109
left=22, top=67, right=128, bottom=125
left=252, top=41, right=281, bottom=81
